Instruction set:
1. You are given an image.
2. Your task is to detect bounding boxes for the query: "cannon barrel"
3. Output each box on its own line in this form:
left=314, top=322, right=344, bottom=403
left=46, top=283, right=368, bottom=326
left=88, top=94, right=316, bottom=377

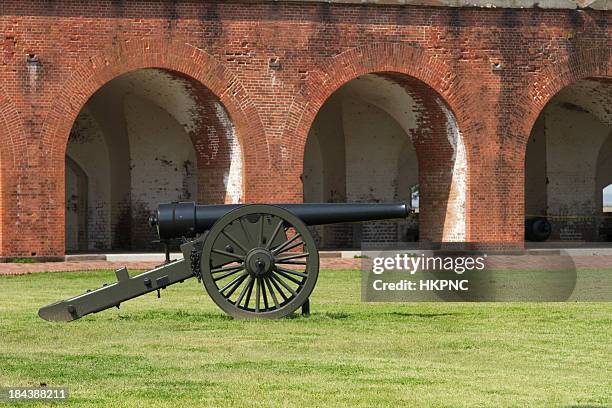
left=151, top=201, right=411, bottom=240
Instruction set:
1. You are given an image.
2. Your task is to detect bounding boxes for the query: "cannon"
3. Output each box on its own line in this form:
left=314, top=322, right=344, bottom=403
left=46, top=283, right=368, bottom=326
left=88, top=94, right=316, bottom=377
left=525, top=217, right=552, bottom=242
left=39, top=202, right=410, bottom=321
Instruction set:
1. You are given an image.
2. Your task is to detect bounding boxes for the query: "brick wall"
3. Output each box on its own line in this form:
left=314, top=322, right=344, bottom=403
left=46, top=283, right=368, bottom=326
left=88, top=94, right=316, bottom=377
left=0, top=1, right=610, bottom=256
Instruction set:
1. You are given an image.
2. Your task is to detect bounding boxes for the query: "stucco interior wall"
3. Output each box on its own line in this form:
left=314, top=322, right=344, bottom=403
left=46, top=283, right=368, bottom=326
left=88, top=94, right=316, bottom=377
left=65, top=107, right=111, bottom=250
left=124, top=94, right=198, bottom=248
left=65, top=68, right=242, bottom=251
left=303, top=74, right=424, bottom=248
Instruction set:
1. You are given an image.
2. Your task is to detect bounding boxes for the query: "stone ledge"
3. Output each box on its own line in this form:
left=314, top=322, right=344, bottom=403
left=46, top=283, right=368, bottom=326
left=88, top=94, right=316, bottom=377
left=266, top=0, right=610, bottom=10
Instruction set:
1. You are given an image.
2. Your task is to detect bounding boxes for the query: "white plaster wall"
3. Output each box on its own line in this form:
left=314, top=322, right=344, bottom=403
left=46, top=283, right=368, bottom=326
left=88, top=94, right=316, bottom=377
left=303, top=74, right=428, bottom=246
left=343, top=97, right=409, bottom=202
left=124, top=94, right=198, bottom=219
left=340, top=75, right=420, bottom=137
left=545, top=104, right=610, bottom=216
left=304, top=93, right=347, bottom=203
left=341, top=74, right=466, bottom=241
left=110, top=70, right=202, bottom=134
left=303, top=93, right=347, bottom=247
left=115, top=69, right=244, bottom=205
left=545, top=79, right=612, bottom=219
left=303, top=129, right=324, bottom=203
left=437, top=100, right=467, bottom=242
left=343, top=96, right=415, bottom=243
left=66, top=68, right=244, bottom=249
left=66, top=108, right=111, bottom=250
left=214, top=103, right=243, bottom=204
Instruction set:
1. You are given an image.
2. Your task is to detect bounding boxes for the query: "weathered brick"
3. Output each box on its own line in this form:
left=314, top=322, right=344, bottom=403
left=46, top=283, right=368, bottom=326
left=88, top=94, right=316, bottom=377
left=0, top=1, right=609, bottom=256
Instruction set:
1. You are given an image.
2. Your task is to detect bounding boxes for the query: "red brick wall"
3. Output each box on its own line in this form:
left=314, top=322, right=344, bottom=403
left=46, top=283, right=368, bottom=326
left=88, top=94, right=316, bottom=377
left=0, top=1, right=610, bottom=256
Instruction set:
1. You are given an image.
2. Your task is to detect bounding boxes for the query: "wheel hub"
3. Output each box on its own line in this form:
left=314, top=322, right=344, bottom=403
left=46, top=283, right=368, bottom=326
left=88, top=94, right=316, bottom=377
left=245, top=248, right=274, bottom=277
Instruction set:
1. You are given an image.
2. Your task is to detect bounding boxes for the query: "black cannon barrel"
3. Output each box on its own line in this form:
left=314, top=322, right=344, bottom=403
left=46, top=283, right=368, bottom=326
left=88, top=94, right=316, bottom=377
left=151, top=202, right=411, bottom=240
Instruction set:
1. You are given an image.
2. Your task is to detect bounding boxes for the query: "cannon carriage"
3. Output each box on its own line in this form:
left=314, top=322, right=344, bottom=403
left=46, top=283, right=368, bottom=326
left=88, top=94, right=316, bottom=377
left=39, top=202, right=410, bottom=321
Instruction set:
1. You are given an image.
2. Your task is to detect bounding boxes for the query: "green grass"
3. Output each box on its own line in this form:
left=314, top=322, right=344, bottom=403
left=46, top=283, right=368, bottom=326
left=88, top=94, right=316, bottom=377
left=10, top=258, right=36, bottom=264
left=0, top=269, right=610, bottom=407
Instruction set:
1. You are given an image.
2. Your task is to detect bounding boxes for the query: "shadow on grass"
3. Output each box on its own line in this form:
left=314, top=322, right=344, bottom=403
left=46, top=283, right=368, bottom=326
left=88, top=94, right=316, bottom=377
left=201, top=359, right=368, bottom=376
left=286, top=311, right=350, bottom=320
left=115, top=310, right=233, bottom=322
left=113, top=310, right=459, bottom=322
left=563, top=406, right=610, bottom=408
left=386, top=312, right=462, bottom=318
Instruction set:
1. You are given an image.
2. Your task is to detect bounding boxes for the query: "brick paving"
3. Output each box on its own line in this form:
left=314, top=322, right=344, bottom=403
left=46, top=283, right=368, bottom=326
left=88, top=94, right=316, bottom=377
left=1, top=256, right=611, bottom=276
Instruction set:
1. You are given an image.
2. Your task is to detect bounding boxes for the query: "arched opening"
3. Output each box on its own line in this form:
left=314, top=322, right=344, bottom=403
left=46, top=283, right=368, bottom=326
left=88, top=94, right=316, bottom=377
left=303, top=73, right=465, bottom=249
left=65, top=68, right=243, bottom=252
left=525, top=77, right=612, bottom=242
left=603, top=185, right=612, bottom=213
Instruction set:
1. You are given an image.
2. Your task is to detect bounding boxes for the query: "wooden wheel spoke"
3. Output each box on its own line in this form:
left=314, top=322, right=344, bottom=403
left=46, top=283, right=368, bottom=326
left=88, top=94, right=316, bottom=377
left=235, top=275, right=254, bottom=307
left=264, top=277, right=280, bottom=309
left=275, top=266, right=307, bottom=279
left=212, top=248, right=244, bottom=261
left=244, top=276, right=255, bottom=309
left=211, top=263, right=244, bottom=274
left=269, top=275, right=288, bottom=301
left=272, top=233, right=302, bottom=255
left=213, top=267, right=245, bottom=282
left=255, top=277, right=261, bottom=312
left=276, top=260, right=307, bottom=266
left=270, top=272, right=297, bottom=297
left=265, top=219, right=285, bottom=250
left=219, top=271, right=248, bottom=295
left=221, top=230, right=248, bottom=254
left=274, top=267, right=304, bottom=286
left=240, top=217, right=255, bottom=247
left=275, top=252, right=309, bottom=263
left=226, top=274, right=248, bottom=298
left=273, top=239, right=304, bottom=255
left=257, top=215, right=265, bottom=246
left=211, top=259, right=240, bottom=270
left=260, top=277, right=269, bottom=310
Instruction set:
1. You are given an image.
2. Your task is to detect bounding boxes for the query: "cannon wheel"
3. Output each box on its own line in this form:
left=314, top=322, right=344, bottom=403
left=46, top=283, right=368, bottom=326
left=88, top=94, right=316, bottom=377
left=200, top=204, right=319, bottom=319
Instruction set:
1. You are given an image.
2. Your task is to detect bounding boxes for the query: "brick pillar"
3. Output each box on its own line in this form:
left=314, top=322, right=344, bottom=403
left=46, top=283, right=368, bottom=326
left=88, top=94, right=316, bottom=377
left=382, top=73, right=467, bottom=243
left=188, top=84, right=243, bottom=205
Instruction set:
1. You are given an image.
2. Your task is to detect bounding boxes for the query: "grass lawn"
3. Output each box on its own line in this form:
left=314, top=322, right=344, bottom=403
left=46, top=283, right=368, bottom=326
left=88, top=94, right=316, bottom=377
left=0, top=269, right=610, bottom=407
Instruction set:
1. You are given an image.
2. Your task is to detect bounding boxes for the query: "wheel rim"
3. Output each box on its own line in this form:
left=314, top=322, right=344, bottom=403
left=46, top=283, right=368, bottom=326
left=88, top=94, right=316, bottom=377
left=201, top=204, right=319, bottom=318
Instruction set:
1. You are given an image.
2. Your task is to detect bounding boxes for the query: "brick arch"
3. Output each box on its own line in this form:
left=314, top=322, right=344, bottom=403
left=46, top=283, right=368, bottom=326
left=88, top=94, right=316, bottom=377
left=41, top=38, right=268, bottom=195
left=0, top=87, right=28, bottom=256
left=34, top=38, right=270, bottom=254
left=281, top=43, right=473, bottom=175
left=283, top=43, right=474, bottom=242
left=522, top=46, right=611, bottom=144
left=504, top=47, right=611, bottom=246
